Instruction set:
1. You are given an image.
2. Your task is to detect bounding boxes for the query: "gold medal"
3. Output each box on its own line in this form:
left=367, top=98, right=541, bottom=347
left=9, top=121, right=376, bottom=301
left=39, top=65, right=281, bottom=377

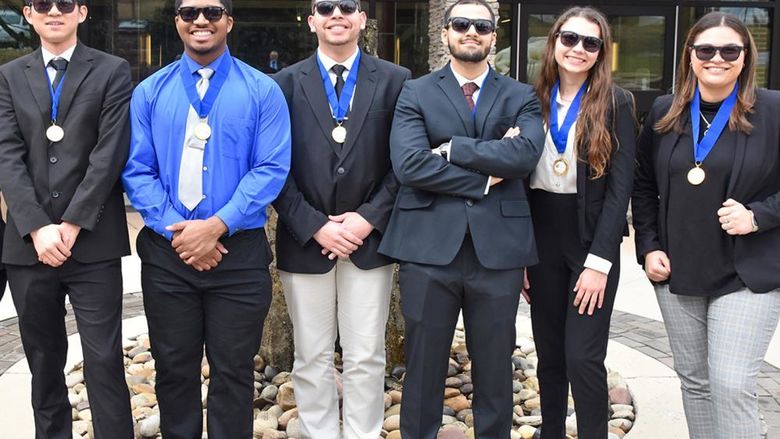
left=332, top=125, right=347, bottom=144
left=553, top=158, right=569, bottom=176
left=194, top=121, right=212, bottom=141
left=46, top=124, right=64, bottom=142
left=687, top=165, right=706, bottom=185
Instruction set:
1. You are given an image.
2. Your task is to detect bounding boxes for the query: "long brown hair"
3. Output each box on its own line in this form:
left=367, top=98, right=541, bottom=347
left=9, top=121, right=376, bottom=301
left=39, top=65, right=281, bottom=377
left=655, top=11, right=757, bottom=134
left=534, top=6, right=616, bottom=179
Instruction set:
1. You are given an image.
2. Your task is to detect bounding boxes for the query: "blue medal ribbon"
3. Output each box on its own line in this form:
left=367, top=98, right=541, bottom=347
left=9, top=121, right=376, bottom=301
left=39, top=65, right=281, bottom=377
left=179, top=50, right=232, bottom=120
left=690, top=83, right=738, bottom=165
left=550, top=80, right=587, bottom=154
left=316, top=50, right=361, bottom=122
left=48, top=71, right=67, bottom=123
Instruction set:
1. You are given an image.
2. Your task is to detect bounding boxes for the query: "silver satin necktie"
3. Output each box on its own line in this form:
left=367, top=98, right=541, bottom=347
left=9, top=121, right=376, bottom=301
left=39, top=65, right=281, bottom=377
left=178, top=67, right=214, bottom=210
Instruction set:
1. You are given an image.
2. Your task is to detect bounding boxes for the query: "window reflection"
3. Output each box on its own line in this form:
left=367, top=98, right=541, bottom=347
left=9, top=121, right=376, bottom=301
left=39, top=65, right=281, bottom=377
left=0, top=0, right=34, bottom=64
left=494, top=2, right=512, bottom=76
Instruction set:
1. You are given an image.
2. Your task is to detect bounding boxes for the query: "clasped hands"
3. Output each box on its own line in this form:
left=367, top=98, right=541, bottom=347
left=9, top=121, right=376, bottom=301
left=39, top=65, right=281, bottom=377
left=30, top=221, right=82, bottom=267
left=313, top=212, right=373, bottom=261
left=166, top=216, right=229, bottom=272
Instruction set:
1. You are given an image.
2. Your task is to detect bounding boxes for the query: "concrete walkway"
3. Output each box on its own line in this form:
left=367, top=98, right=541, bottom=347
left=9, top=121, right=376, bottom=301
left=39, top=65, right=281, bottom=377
left=0, top=215, right=777, bottom=438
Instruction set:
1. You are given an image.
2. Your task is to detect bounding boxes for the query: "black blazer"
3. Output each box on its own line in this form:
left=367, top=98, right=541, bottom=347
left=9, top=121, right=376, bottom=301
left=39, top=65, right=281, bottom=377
left=378, top=65, right=546, bottom=270
left=0, top=43, right=132, bottom=266
left=569, top=87, right=637, bottom=262
left=633, top=89, right=780, bottom=293
left=272, top=52, right=411, bottom=274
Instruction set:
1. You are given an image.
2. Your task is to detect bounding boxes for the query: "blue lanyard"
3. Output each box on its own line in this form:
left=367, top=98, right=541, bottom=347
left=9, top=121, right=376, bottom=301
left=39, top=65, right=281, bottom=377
left=549, top=80, right=587, bottom=154
left=179, top=50, right=232, bottom=119
left=316, top=51, right=361, bottom=122
left=48, top=71, right=67, bottom=123
left=690, top=83, right=738, bottom=164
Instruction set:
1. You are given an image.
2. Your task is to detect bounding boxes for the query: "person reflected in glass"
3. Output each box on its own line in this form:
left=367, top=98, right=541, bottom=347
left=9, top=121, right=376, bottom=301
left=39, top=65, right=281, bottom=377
left=526, top=6, right=637, bottom=439
left=633, top=11, right=780, bottom=439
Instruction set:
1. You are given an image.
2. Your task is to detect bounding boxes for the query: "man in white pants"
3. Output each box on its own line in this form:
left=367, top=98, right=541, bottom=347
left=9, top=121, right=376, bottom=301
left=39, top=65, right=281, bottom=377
left=271, top=0, right=410, bottom=437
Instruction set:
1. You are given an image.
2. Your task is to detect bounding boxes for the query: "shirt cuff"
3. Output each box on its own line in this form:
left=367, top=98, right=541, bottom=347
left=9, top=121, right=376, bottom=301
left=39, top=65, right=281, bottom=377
left=584, top=253, right=612, bottom=275
left=484, top=177, right=491, bottom=195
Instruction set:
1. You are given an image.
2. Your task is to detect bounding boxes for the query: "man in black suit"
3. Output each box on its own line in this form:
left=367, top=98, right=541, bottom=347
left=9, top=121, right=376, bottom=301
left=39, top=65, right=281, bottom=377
left=378, top=1, right=545, bottom=437
left=0, top=1, right=133, bottom=438
left=272, top=1, right=409, bottom=437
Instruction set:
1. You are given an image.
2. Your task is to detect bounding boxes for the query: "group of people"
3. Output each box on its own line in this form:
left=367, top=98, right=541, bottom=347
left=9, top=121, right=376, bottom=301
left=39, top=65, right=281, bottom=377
left=0, top=0, right=778, bottom=439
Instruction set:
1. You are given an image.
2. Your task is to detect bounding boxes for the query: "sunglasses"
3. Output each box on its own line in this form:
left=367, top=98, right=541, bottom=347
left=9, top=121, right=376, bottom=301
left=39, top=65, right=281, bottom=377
left=690, top=44, right=745, bottom=62
left=177, top=6, right=227, bottom=23
left=557, top=30, right=603, bottom=53
left=28, top=0, right=78, bottom=14
left=313, top=0, right=360, bottom=17
left=446, top=17, right=496, bottom=36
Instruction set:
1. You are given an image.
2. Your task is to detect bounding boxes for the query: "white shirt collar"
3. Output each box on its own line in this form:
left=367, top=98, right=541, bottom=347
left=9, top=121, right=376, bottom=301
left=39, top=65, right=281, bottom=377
left=450, top=63, right=490, bottom=88
left=42, top=44, right=77, bottom=68
left=317, top=47, right=360, bottom=75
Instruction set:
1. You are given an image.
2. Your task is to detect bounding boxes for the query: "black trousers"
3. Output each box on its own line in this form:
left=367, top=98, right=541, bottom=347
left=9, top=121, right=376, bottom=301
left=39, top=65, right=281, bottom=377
left=399, top=235, right=523, bottom=439
left=7, top=258, right=132, bottom=439
left=527, top=190, right=619, bottom=439
left=136, top=227, right=272, bottom=439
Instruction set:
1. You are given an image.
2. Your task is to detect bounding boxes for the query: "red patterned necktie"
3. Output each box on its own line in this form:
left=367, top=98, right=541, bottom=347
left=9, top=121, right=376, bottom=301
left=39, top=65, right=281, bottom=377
left=461, top=82, right=479, bottom=112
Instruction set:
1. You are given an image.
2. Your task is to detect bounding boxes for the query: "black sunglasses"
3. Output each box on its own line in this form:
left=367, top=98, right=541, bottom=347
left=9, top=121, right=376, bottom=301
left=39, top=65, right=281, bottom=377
left=690, top=44, right=745, bottom=62
left=446, top=17, right=496, bottom=36
left=28, top=0, right=78, bottom=14
left=557, top=30, right=603, bottom=53
left=177, top=6, right=227, bottom=23
left=313, top=0, right=360, bottom=17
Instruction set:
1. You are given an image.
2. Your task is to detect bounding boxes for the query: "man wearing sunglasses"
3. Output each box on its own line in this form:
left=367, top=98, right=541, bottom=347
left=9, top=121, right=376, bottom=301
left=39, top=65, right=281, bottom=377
left=0, top=0, right=134, bottom=438
left=272, top=1, right=409, bottom=438
left=122, top=0, right=291, bottom=438
left=378, top=0, right=545, bottom=438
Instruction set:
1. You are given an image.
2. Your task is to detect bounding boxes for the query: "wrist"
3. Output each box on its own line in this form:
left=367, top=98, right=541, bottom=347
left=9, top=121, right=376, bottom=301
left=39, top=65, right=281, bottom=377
left=749, top=210, right=759, bottom=232
left=207, top=216, right=229, bottom=237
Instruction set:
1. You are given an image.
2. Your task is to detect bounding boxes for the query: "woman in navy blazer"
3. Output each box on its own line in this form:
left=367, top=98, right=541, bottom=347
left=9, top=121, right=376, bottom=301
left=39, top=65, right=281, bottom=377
left=633, top=12, right=780, bottom=439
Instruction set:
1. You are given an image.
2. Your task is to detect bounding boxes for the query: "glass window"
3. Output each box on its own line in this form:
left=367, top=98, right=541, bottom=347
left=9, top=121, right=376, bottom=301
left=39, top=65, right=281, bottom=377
left=376, top=1, right=429, bottom=78
left=679, top=7, right=772, bottom=88
left=0, top=0, right=35, bottom=64
left=494, top=2, right=512, bottom=76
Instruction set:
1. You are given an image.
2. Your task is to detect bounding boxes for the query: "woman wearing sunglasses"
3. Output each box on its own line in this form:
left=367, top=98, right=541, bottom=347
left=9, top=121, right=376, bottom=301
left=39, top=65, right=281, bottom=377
left=526, top=6, right=637, bottom=439
left=633, top=11, right=780, bottom=439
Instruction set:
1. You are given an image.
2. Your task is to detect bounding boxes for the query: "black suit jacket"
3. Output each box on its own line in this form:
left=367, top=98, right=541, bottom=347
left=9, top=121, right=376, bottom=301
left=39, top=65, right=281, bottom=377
left=633, top=89, right=780, bottom=293
left=272, top=52, right=411, bottom=273
left=571, top=87, right=637, bottom=262
left=0, top=43, right=131, bottom=266
left=378, top=65, right=546, bottom=270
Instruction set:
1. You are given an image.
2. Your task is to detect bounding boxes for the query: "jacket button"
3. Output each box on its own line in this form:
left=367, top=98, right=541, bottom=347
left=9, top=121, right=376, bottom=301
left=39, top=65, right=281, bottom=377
left=51, top=191, right=60, bottom=198
left=49, top=156, right=58, bottom=164
left=465, top=199, right=474, bottom=207
left=337, top=167, right=345, bottom=175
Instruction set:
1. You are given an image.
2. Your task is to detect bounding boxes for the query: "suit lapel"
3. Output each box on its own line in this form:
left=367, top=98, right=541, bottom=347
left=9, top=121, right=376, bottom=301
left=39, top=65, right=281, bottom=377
left=658, top=116, right=684, bottom=202
left=23, top=48, right=51, bottom=124
left=341, top=53, right=377, bottom=159
left=57, top=43, right=94, bottom=123
left=474, top=69, right=500, bottom=137
left=437, top=66, right=475, bottom=137
left=300, top=54, right=342, bottom=155
left=727, top=129, right=748, bottom=196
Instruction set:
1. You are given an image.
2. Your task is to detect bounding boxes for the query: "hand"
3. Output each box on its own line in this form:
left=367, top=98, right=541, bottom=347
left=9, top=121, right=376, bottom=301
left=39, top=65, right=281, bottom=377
left=324, top=212, right=374, bottom=259
left=30, top=224, right=70, bottom=267
left=167, top=216, right=228, bottom=265
left=521, top=268, right=531, bottom=304
left=644, top=250, right=671, bottom=282
left=58, top=221, right=82, bottom=252
left=503, top=126, right=520, bottom=139
left=573, top=268, right=607, bottom=315
left=489, top=176, right=504, bottom=186
left=717, top=198, right=754, bottom=235
left=313, top=221, right=364, bottom=260
left=190, top=243, right=229, bottom=272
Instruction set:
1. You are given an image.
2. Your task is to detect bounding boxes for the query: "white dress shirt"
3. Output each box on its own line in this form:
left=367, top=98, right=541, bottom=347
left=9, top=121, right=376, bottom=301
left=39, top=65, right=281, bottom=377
left=42, top=44, right=77, bottom=84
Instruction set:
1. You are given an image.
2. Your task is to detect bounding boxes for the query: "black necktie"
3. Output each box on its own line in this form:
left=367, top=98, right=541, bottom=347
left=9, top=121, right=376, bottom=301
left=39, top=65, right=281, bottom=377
left=332, top=64, right=347, bottom=99
left=49, top=57, right=68, bottom=90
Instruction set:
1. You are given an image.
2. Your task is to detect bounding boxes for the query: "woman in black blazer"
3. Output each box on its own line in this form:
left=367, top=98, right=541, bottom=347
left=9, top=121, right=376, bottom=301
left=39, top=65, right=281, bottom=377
left=525, top=6, right=637, bottom=439
left=633, top=12, right=780, bottom=439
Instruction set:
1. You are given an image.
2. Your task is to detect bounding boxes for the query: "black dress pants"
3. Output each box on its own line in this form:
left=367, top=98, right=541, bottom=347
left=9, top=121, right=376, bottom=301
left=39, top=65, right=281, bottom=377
left=7, top=258, right=132, bottom=439
left=527, top=190, right=619, bottom=439
left=136, top=227, right=272, bottom=439
left=399, top=235, right=523, bottom=439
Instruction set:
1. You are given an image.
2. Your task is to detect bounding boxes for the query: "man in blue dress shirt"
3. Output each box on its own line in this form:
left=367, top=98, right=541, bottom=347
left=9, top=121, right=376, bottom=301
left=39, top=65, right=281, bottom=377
left=122, top=1, right=291, bottom=438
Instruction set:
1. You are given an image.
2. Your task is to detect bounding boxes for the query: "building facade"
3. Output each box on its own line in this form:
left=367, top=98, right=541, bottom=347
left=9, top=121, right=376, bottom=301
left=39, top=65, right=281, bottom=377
left=0, top=0, right=777, bottom=113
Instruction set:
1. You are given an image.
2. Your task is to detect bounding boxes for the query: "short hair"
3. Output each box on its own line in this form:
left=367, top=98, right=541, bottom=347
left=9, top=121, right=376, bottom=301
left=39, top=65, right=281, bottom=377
left=175, top=0, right=233, bottom=16
left=444, top=0, right=496, bottom=25
left=310, top=0, right=362, bottom=11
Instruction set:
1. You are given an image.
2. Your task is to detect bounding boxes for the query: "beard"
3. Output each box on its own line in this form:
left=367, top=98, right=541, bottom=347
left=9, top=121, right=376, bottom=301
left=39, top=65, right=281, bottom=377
left=448, top=38, right=491, bottom=63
